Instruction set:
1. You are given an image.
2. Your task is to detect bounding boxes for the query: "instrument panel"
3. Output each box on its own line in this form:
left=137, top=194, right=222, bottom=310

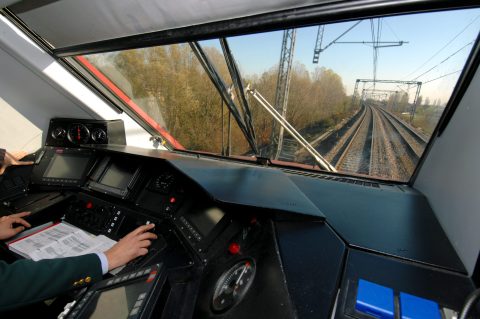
left=45, top=118, right=126, bottom=147
left=23, top=144, right=473, bottom=319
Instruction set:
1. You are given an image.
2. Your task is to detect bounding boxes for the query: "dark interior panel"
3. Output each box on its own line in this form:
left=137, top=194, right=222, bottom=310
left=288, top=173, right=465, bottom=273
left=275, top=221, right=346, bottom=319
left=0, top=145, right=476, bottom=319
left=335, top=249, right=476, bottom=318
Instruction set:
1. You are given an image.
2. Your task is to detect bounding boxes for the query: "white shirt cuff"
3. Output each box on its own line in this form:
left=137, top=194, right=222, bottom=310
left=95, top=252, right=109, bottom=275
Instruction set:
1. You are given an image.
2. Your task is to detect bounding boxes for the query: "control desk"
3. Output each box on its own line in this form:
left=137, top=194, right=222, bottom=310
left=0, top=144, right=477, bottom=319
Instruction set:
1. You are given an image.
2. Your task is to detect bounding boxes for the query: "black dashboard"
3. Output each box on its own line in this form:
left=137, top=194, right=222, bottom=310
left=0, top=144, right=477, bottom=319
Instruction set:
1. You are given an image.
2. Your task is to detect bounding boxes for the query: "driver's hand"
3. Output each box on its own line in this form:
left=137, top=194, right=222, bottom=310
left=0, top=212, right=32, bottom=240
left=104, top=224, right=157, bottom=270
left=0, top=150, right=34, bottom=175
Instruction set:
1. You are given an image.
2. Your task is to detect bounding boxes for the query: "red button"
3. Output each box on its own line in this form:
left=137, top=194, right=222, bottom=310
left=86, top=202, right=93, bottom=209
left=169, top=197, right=176, bottom=204
left=228, top=243, right=241, bottom=255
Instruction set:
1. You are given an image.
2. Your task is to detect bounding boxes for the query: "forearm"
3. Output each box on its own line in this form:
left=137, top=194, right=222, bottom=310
left=0, top=254, right=103, bottom=311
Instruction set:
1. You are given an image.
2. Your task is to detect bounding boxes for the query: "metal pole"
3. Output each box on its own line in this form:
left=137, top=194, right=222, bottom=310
left=221, top=99, right=225, bottom=156
left=271, top=29, right=297, bottom=160
left=312, top=25, right=325, bottom=64
left=410, top=82, right=422, bottom=123
left=227, top=110, right=231, bottom=156
left=247, top=86, right=336, bottom=172
left=351, top=80, right=359, bottom=110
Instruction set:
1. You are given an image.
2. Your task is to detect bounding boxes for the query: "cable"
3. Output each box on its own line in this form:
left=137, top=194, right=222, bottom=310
left=422, top=69, right=462, bottom=84
left=413, top=41, right=474, bottom=80
left=370, top=19, right=377, bottom=85
left=384, top=20, right=400, bottom=41
left=459, top=288, right=480, bottom=319
left=319, top=20, right=362, bottom=52
left=402, top=14, right=480, bottom=80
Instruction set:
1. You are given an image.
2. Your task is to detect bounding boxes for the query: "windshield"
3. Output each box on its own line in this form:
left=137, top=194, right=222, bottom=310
left=76, top=9, right=480, bottom=182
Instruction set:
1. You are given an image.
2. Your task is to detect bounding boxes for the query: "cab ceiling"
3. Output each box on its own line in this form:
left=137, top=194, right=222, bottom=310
left=8, top=0, right=330, bottom=49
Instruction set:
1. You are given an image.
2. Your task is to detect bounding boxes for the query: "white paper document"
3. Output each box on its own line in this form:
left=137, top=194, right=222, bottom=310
left=8, top=222, right=117, bottom=261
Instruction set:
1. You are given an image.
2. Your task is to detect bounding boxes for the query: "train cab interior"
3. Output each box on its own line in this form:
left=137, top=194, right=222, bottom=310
left=0, top=0, right=480, bottom=318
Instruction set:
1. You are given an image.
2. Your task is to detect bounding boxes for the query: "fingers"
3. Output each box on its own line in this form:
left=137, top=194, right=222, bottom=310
left=10, top=217, right=31, bottom=228
left=130, top=223, right=155, bottom=236
left=138, top=248, right=148, bottom=256
left=137, top=232, right=157, bottom=241
left=14, top=160, right=34, bottom=166
left=10, top=212, right=31, bottom=219
left=138, top=240, right=152, bottom=249
left=12, top=225, right=26, bottom=235
left=10, top=151, right=28, bottom=160
left=104, top=224, right=157, bottom=269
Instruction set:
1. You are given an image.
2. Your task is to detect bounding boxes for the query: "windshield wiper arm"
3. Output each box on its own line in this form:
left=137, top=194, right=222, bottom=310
left=189, top=42, right=259, bottom=154
left=219, top=38, right=257, bottom=150
left=246, top=86, right=337, bottom=172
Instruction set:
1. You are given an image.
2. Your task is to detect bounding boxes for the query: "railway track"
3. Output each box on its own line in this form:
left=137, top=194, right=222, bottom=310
left=334, top=106, right=373, bottom=174
left=323, top=105, right=368, bottom=164
left=277, top=138, right=298, bottom=162
left=324, top=103, right=428, bottom=180
left=375, top=106, right=427, bottom=158
left=263, top=101, right=426, bottom=180
left=369, top=105, right=410, bottom=180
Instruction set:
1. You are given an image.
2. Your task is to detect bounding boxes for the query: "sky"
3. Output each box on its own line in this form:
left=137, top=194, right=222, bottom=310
left=200, top=8, right=480, bottom=104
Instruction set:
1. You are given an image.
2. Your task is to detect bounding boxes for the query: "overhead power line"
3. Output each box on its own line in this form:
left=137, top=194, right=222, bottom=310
left=312, top=19, right=406, bottom=65
left=412, top=41, right=474, bottom=80
left=423, top=69, right=462, bottom=84
left=384, top=20, right=400, bottom=41
left=320, top=20, right=362, bottom=53
left=402, top=14, right=480, bottom=79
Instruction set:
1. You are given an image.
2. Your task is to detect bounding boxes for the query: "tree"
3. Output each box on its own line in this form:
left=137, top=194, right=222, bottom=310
left=416, top=96, right=423, bottom=107
left=424, top=97, right=430, bottom=106
left=88, top=44, right=348, bottom=159
left=398, top=93, right=409, bottom=113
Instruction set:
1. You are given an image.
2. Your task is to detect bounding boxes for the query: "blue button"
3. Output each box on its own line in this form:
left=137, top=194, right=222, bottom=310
left=355, top=279, right=394, bottom=319
left=400, top=292, right=440, bottom=319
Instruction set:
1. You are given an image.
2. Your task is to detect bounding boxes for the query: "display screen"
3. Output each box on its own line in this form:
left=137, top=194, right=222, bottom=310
left=87, top=281, right=146, bottom=319
left=185, top=207, right=225, bottom=237
left=99, top=161, right=137, bottom=190
left=43, top=154, right=90, bottom=180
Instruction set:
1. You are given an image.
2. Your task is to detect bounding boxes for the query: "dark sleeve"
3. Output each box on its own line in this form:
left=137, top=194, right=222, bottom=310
left=0, top=254, right=103, bottom=311
left=0, top=148, right=5, bottom=165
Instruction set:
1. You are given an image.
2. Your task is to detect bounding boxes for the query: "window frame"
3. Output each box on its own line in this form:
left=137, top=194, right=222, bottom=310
left=3, top=0, right=480, bottom=185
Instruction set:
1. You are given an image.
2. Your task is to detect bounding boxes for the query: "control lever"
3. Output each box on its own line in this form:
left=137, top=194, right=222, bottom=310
left=146, top=220, right=155, bottom=233
left=126, top=233, right=167, bottom=269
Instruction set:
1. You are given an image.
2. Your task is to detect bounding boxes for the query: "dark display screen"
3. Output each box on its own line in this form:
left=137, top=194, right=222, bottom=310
left=87, top=280, right=146, bottom=319
left=43, top=154, right=90, bottom=180
left=184, top=207, right=225, bottom=237
left=99, top=162, right=137, bottom=190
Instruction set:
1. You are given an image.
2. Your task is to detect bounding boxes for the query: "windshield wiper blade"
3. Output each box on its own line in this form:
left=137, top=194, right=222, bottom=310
left=220, top=38, right=257, bottom=151
left=189, top=42, right=259, bottom=155
left=246, top=86, right=337, bottom=172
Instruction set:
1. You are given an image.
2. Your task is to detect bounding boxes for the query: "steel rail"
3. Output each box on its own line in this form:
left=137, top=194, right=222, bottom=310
left=322, top=104, right=366, bottom=165
left=372, top=105, right=419, bottom=172
left=335, top=105, right=372, bottom=172
left=369, top=104, right=377, bottom=175
left=376, top=107, right=428, bottom=144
